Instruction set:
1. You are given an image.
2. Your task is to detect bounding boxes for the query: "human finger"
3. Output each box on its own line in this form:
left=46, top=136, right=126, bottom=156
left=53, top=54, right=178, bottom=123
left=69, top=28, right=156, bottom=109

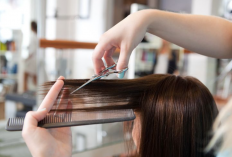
left=66, top=100, right=73, bottom=121
left=38, top=76, right=64, bottom=111
left=116, top=46, right=131, bottom=78
left=22, top=109, right=47, bottom=132
left=92, top=40, right=113, bottom=74
left=54, top=76, right=66, bottom=113
left=57, top=76, right=65, bottom=80
left=103, top=47, right=116, bottom=68
left=67, top=100, right=73, bottom=113
left=54, top=88, right=69, bottom=115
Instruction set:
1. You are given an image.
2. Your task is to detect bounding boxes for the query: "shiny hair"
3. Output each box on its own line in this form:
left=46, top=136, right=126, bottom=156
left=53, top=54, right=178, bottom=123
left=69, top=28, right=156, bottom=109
left=42, top=74, right=218, bottom=157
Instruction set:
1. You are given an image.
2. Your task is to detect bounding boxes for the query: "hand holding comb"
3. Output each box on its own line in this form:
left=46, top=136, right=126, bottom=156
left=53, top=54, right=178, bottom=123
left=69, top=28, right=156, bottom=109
left=6, top=75, right=135, bottom=131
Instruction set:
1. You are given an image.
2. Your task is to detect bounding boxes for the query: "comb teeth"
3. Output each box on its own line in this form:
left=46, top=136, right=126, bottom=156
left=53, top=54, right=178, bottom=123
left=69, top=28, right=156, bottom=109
left=6, top=109, right=135, bottom=131
left=39, top=113, right=72, bottom=125
left=5, top=113, right=72, bottom=131
left=8, top=117, right=24, bottom=126
left=5, top=117, right=25, bottom=131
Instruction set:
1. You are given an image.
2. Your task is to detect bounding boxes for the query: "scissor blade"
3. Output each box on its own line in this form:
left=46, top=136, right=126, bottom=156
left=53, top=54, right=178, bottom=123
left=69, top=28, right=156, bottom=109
left=70, top=79, right=94, bottom=95
left=69, top=66, right=115, bottom=95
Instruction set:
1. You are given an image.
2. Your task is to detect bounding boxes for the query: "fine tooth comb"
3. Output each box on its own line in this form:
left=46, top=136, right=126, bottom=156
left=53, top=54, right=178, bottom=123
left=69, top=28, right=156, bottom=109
left=5, top=109, right=135, bottom=131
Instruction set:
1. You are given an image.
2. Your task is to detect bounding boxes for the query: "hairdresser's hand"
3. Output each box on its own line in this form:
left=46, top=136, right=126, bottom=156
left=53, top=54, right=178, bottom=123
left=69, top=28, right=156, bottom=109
left=92, top=10, right=150, bottom=77
left=22, top=76, right=72, bottom=157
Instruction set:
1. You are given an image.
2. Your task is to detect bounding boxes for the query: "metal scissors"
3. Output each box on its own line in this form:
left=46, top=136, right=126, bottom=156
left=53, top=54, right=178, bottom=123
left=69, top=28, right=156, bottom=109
left=70, top=63, right=128, bottom=95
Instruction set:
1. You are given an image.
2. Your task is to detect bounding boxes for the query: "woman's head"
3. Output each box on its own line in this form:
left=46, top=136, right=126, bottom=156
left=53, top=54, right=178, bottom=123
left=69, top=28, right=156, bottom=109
left=131, top=75, right=218, bottom=157
left=43, top=74, right=218, bottom=157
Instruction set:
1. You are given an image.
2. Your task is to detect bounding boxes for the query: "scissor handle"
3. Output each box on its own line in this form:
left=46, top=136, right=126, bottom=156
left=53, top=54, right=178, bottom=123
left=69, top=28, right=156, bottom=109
left=93, top=64, right=128, bottom=79
left=92, top=63, right=116, bottom=77
left=101, top=67, right=129, bottom=77
left=117, top=67, right=128, bottom=74
left=101, top=63, right=117, bottom=73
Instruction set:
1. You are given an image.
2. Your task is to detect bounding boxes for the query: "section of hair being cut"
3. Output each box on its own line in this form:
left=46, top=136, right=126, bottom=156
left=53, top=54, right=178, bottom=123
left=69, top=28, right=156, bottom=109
left=41, top=74, right=218, bottom=157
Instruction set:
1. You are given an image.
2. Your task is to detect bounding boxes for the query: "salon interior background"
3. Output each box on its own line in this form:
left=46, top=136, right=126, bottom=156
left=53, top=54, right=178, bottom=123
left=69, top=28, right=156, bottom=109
left=0, top=0, right=231, bottom=157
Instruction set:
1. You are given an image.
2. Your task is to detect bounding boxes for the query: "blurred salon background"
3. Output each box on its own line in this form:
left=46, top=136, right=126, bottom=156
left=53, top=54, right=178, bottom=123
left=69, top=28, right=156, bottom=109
left=0, top=0, right=231, bottom=156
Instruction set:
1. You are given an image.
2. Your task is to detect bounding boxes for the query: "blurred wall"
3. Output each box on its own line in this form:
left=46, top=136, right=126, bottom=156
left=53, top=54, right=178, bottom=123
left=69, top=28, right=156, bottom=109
left=158, top=0, right=221, bottom=15
left=159, top=0, right=192, bottom=13
left=211, top=0, right=221, bottom=16
left=192, top=0, right=212, bottom=15
left=147, top=0, right=158, bottom=8
left=73, top=0, right=114, bottom=79
left=44, top=0, right=115, bottom=80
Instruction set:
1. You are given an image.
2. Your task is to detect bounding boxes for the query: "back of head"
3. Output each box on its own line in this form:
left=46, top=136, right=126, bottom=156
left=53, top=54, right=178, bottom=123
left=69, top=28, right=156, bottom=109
left=42, top=74, right=218, bottom=157
left=137, top=75, right=218, bottom=157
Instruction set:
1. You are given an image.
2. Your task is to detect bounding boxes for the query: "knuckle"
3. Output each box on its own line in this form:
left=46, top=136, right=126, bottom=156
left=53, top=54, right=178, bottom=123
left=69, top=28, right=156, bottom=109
left=100, top=33, right=107, bottom=41
left=25, top=111, right=34, bottom=118
left=25, top=111, right=37, bottom=122
left=103, top=53, right=111, bottom=59
left=121, top=44, right=131, bottom=52
left=22, top=130, right=27, bottom=138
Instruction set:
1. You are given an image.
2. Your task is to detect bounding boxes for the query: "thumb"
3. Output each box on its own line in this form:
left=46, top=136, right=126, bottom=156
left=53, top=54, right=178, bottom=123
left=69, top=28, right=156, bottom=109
left=116, top=47, right=131, bottom=79
left=23, top=108, right=47, bottom=131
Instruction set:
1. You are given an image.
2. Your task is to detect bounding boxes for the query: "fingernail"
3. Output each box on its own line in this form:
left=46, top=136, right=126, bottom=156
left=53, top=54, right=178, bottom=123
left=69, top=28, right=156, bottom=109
left=57, top=76, right=65, bottom=80
left=97, top=66, right=106, bottom=74
left=38, top=108, right=46, bottom=112
left=101, top=66, right=105, bottom=71
left=117, top=71, right=125, bottom=79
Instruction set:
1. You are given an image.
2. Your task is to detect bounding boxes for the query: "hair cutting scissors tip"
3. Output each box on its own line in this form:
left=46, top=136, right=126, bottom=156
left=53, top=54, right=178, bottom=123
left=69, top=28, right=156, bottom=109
left=70, top=64, right=128, bottom=95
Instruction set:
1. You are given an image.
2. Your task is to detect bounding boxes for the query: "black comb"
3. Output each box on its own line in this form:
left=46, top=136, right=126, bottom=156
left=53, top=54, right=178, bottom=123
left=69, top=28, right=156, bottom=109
left=5, top=109, right=135, bottom=131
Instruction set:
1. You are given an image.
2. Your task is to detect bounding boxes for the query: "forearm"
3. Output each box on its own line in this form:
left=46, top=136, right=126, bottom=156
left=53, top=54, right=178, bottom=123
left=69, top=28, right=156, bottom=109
left=142, top=10, right=232, bottom=58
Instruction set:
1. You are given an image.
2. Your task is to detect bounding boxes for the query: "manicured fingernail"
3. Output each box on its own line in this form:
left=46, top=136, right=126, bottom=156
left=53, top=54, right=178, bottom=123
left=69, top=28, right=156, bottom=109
left=38, top=108, right=46, bottom=112
left=117, top=71, right=125, bottom=79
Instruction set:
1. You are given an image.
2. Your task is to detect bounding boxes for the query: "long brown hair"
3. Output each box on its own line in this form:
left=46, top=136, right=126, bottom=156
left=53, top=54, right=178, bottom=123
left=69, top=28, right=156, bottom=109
left=42, top=74, right=218, bottom=157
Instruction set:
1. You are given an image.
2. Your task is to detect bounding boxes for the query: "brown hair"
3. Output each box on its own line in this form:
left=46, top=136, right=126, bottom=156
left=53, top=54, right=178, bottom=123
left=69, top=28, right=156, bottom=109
left=31, top=21, right=37, bottom=33
left=42, top=74, right=218, bottom=157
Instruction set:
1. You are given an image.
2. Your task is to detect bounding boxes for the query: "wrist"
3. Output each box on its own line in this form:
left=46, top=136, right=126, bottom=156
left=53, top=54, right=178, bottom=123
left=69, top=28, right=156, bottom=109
left=127, top=9, right=157, bottom=32
left=138, top=9, right=160, bottom=33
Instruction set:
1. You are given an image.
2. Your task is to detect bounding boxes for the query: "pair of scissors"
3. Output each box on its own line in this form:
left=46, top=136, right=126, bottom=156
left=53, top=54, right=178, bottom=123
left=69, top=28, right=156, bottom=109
left=70, top=63, right=128, bottom=95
